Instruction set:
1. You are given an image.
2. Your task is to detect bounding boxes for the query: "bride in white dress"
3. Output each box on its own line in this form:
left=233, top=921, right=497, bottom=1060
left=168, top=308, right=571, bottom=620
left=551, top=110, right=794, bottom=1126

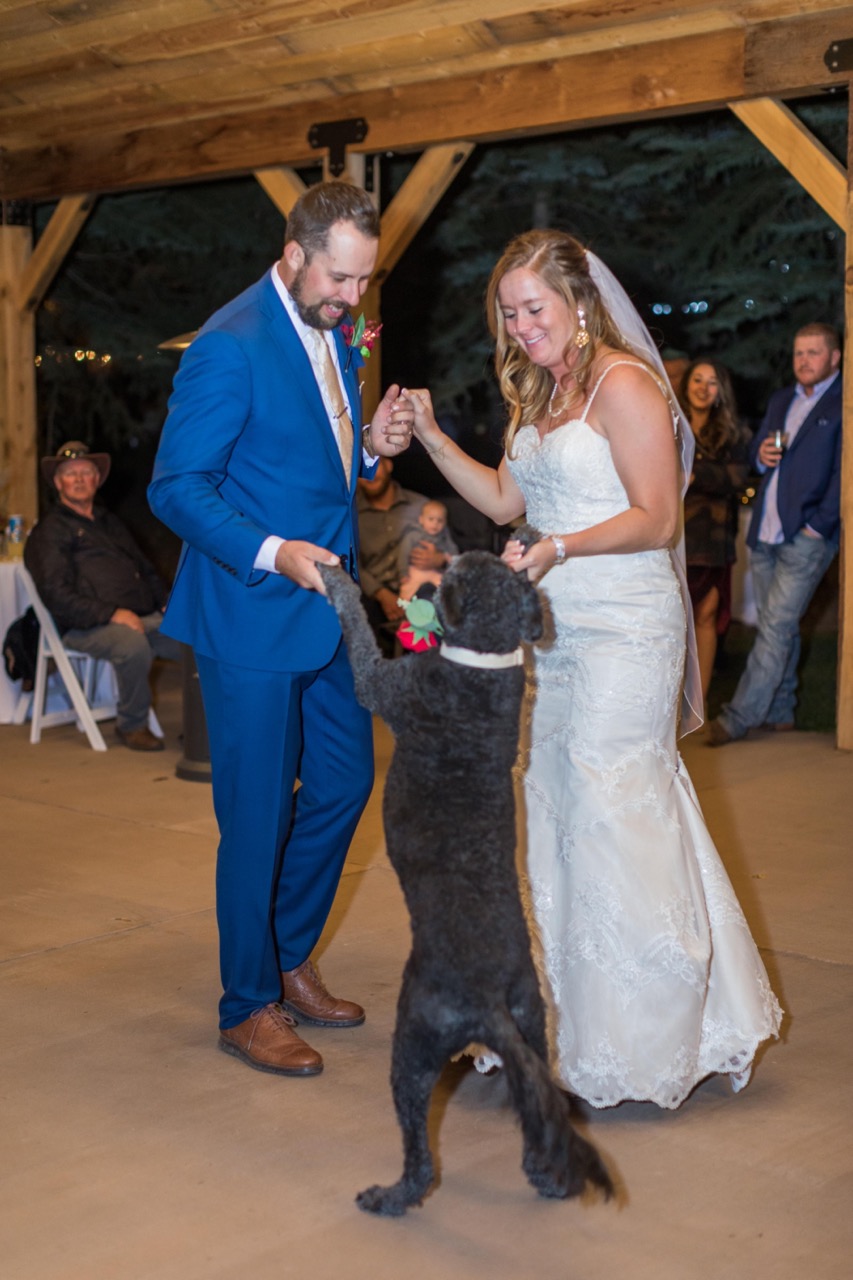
left=407, top=230, right=781, bottom=1108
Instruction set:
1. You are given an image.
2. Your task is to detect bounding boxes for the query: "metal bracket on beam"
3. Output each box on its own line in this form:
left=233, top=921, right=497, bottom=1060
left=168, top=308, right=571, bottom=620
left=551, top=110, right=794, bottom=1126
left=824, top=39, right=853, bottom=73
left=308, top=117, right=368, bottom=178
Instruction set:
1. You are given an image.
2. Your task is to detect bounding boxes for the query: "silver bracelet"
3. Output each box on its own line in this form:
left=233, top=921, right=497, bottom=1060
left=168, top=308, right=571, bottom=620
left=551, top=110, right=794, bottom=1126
left=549, top=535, right=567, bottom=564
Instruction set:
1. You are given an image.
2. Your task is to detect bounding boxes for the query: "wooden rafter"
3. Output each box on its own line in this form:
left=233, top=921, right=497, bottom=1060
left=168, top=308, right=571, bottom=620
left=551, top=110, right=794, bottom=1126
left=15, top=195, right=96, bottom=314
left=729, top=99, right=847, bottom=230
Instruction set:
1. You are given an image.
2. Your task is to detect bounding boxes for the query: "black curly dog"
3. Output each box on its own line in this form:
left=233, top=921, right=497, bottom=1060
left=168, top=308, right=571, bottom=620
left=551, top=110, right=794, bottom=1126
left=320, top=549, right=612, bottom=1216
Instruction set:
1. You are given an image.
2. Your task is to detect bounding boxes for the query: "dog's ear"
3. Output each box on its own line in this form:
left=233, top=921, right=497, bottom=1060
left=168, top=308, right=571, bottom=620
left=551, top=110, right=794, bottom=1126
left=516, top=574, right=544, bottom=643
left=437, top=574, right=464, bottom=631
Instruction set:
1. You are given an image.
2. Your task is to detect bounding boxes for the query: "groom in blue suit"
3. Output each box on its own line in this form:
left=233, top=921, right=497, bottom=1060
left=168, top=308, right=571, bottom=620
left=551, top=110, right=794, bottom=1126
left=149, top=182, right=414, bottom=1075
left=708, top=323, right=842, bottom=745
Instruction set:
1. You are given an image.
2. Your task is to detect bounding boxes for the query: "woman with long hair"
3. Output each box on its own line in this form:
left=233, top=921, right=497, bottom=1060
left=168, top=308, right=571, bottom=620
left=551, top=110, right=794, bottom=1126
left=678, top=359, right=750, bottom=698
left=406, top=230, right=780, bottom=1108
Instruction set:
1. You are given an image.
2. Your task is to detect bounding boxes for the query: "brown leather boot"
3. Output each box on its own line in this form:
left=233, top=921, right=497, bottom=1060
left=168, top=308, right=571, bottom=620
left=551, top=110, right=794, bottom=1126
left=219, top=1002, right=323, bottom=1075
left=116, top=725, right=164, bottom=752
left=281, top=959, right=365, bottom=1027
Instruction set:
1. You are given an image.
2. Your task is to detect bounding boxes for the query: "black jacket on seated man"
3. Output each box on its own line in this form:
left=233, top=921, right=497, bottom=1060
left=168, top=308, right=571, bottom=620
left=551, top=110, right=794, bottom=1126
left=25, top=504, right=167, bottom=634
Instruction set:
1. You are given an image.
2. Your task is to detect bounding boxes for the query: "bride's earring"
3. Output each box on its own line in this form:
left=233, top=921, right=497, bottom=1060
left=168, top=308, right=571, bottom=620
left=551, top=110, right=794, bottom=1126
left=575, top=306, right=590, bottom=348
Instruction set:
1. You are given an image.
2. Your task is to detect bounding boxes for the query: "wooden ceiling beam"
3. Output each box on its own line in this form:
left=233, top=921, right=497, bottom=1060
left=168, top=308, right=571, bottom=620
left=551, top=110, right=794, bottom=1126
left=0, top=13, right=846, bottom=201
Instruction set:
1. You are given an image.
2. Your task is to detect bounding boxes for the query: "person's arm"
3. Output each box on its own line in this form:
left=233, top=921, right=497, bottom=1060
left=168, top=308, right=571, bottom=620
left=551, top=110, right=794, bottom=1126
left=106, top=513, right=169, bottom=609
left=150, top=329, right=339, bottom=593
left=800, top=420, right=842, bottom=540
left=504, top=364, right=681, bottom=582
left=407, top=389, right=526, bottom=525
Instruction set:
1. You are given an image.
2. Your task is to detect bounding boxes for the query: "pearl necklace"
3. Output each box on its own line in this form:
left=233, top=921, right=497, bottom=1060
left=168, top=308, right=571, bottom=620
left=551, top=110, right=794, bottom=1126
left=547, top=380, right=578, bottom=420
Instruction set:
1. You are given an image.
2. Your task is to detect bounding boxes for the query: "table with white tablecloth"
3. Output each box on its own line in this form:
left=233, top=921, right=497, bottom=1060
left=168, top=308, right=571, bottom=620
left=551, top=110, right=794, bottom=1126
left=0, top=559, right=116, bottom=728
left=0, top=558, right=31, bottom=722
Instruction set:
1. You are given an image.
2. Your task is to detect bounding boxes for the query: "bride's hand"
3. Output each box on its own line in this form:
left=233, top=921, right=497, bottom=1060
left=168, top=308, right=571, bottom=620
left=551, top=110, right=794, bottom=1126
left=501, top=536, right=558, bottom=583
left=402, top=388, right=444, bottom=452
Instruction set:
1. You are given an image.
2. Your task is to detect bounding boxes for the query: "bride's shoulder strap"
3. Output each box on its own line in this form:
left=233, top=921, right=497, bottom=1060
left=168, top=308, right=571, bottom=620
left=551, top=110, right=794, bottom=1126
left=581, top=359, right=676, bottom=433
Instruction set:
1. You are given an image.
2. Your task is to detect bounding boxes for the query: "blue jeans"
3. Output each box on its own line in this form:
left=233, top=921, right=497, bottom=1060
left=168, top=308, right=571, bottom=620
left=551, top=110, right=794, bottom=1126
left=719, top=532, right=836, bottom=738
left=62, top=612, right=182, bottom=731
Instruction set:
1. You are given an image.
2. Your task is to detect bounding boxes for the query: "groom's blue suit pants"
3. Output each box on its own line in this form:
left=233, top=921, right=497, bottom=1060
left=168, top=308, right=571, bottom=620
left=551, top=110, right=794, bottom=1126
left=196, top=642, right=374, bottom=1029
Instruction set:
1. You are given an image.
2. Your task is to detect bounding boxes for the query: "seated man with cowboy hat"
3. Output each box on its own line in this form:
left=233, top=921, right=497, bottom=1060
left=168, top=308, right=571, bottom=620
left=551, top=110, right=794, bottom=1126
left=24, top=441, right=181, bottom=751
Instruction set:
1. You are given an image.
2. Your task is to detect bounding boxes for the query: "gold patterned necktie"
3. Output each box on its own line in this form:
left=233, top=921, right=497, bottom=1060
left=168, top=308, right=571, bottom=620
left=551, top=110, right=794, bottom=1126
left=309, top=328, right=354, bottom=484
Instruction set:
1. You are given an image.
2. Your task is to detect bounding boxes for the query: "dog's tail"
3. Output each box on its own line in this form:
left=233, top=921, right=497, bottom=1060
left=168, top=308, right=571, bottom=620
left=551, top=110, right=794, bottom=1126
left=488, top=1015, right=613, bottom=1202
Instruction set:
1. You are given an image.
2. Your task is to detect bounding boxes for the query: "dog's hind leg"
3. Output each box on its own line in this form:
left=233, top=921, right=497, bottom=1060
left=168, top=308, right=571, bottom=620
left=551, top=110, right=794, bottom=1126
left=357, top=985, right=449, bottom=1216
left=507, top=962, right=549, bottom=1063
left=496, top=1017, right=613, bottom=1202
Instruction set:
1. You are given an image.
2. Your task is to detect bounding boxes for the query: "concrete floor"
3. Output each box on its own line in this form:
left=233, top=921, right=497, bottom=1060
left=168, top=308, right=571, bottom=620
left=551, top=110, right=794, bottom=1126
left=1, top=663, right=851, bottom=1280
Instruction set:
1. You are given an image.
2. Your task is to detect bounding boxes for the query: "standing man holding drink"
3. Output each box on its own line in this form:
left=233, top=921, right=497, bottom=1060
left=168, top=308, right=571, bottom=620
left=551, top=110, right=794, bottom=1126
left=707, top=323, right=842, bottom=745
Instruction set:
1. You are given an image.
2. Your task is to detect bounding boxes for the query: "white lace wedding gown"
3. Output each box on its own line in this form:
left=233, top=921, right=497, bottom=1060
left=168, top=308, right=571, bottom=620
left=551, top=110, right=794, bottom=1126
left=499, top=366, right=782, bottom=1109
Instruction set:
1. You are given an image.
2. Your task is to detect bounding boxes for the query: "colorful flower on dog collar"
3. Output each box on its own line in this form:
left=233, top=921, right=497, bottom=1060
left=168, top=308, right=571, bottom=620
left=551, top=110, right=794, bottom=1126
left=343, top=314, right=382, bottom=372
left=396, top=597, right=444, bottom=653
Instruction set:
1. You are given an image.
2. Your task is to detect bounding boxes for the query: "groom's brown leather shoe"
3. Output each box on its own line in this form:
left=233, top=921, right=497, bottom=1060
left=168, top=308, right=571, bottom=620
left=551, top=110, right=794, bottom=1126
left=281, top=959, right=365, bottom=1027
left=219, top=1003, right=323, bottom=1075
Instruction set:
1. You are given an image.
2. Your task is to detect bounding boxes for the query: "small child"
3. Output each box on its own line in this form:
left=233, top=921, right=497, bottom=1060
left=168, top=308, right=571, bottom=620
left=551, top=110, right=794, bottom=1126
left=398, top=499, right=459, bottom=601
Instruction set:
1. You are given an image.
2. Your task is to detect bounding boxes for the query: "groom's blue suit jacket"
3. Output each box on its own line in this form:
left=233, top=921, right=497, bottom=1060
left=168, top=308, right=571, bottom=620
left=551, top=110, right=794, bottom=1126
left=149, top=270, right=371, bottom=672
left=746, top=376, right=843, bottom=549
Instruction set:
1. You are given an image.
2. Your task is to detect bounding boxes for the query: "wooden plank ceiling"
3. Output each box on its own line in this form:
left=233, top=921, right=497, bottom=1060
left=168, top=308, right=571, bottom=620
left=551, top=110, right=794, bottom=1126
left=0, top=0, right=850, bottom=200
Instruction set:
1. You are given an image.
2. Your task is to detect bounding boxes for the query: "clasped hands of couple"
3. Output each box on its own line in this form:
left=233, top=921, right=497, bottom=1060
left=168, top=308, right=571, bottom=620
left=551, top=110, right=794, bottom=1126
left=275, top=385, right=557, bottom=593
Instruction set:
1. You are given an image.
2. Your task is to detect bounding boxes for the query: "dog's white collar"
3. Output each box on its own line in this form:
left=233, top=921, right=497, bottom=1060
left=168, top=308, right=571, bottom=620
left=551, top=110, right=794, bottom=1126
left=439, top=643, right=525, bottom=670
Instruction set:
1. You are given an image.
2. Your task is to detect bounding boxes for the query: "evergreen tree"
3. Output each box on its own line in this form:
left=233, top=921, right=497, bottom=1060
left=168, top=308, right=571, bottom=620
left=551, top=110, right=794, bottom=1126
left=383, top=98, right=846, bottom=428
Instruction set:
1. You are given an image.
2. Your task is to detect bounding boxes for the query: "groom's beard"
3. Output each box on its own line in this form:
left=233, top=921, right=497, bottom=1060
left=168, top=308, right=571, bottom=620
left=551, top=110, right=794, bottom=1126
left=290, top=264, right=345, bottom=331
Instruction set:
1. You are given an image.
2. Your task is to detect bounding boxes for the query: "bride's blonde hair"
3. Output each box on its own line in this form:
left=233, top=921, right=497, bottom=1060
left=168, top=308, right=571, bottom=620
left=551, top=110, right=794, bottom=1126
left=485, top=230, right=638, bottom=456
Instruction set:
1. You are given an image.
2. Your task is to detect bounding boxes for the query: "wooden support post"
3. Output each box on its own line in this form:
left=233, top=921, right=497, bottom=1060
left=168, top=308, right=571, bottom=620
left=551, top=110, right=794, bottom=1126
left=0, top=223, right=37, bottom=526
left=728, top=98, right=847, bottom=231
left=16, top=195, right=95, bottom=314
left=253, top=167, right=307, bottom=219
left=837, top=93, right=853, bottom=750
left=375, top=143, right=475, bottom=282
left=1, top=195, right=95, bottom=527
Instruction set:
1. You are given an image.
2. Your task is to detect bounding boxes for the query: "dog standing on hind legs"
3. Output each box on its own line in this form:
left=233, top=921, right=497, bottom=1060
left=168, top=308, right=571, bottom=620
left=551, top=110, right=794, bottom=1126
left=319, top=551, right=613, bottom=1216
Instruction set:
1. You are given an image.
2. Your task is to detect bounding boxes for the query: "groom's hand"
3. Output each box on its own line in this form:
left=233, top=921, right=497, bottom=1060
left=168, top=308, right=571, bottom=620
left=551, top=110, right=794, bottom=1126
left=274, top=540, right=339, bottom=593
left=368, top=384, right=414, bottom=456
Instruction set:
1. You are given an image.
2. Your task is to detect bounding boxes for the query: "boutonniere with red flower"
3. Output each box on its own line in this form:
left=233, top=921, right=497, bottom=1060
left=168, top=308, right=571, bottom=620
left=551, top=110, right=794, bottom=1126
left=342, top=314, right=382, bottom=372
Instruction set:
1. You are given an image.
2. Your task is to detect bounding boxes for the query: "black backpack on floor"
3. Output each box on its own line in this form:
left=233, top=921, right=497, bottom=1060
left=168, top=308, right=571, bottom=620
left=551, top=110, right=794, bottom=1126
left=3, top=606, right=40, bottom=692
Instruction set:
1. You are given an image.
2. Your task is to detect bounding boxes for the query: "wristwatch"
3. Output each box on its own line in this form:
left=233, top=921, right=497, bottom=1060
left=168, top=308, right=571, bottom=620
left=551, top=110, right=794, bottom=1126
left=362, top=426, right=377, bottom=459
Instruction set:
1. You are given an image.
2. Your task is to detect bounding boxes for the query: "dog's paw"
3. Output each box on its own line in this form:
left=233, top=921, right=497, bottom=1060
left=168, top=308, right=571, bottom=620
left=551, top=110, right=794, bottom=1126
left=512, top=522, right=543, bottom=551
left=318, top=560, right=359, bottom=605
left=356, top=1182, right=418, bottom=1217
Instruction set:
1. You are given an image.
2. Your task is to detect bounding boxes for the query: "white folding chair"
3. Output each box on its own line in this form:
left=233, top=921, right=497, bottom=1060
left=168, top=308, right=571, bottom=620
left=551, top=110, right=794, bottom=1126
left=13, top=565, right=162, bottom=751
